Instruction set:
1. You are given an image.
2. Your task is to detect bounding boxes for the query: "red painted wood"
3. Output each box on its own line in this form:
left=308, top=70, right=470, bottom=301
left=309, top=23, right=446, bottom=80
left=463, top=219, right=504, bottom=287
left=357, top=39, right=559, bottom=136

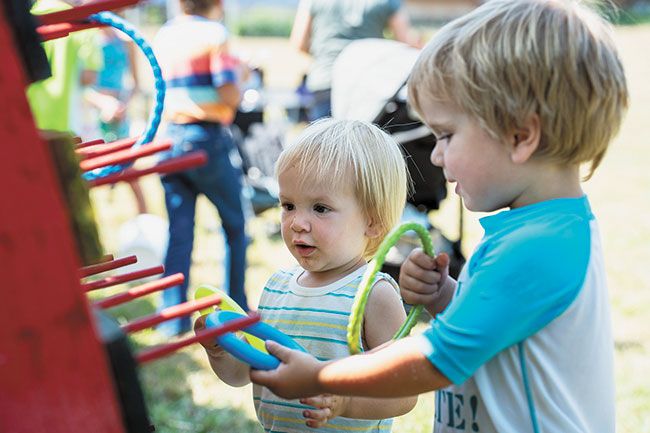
left=94, top=274, right=185, bottom=309
left=122, top=294, right=222, bottom=334
left=36, top=0, right=139, bottom=26
left=37, top=21, right=105, bottom=41
left=136, top=313, right=261, bottom=364
left=82, top=265, right=165, bottom=292
left=78, top=255, right=138, bottom=278
left=80, top=140, right=171, bottom=171
left=76, top=136, right=138, bottom=158
left=0, top=8, right=125, bottom=432
left=75, top=138, right=105, bottom=149
left=88, top=151, right=208, bottom=187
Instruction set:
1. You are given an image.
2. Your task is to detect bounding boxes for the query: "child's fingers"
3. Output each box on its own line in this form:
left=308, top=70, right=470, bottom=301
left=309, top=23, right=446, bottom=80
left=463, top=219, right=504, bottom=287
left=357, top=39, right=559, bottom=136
left=408, top=248, right=438, bottom=269
left=264, top=340, right=293, bottom=362
left=303, top=407, right=331, bottom=428
left=434, top=252, right=450, bottom=271
left=300, top=394, right=333, bottom=409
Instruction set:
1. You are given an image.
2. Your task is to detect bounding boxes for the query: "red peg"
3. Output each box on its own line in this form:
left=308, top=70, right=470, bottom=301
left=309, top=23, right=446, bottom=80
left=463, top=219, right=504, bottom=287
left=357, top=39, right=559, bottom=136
left=136, top=313, right=261, bottom=364
left=82, top=265, right=164, bottom=292
left=94, top=274, right=184, bottom=309
left=122, top=294, right=222, bottom=334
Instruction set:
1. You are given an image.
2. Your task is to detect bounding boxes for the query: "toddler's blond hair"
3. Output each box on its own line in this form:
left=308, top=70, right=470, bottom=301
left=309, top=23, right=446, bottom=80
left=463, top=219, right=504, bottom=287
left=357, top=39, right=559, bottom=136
left=276, top=118, right=409, bottom=258
left=409, top=0, right=628, bottom=178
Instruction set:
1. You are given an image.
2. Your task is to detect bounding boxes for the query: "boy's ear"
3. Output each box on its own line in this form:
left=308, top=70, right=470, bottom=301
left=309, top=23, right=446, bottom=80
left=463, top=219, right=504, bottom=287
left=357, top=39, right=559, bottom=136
left=510, top=114, right=541, bottom=164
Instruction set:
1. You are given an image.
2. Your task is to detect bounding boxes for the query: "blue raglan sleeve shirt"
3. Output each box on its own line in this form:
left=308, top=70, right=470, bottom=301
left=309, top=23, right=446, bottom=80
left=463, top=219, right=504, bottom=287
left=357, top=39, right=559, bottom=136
left=418, top=198, right=593, bottom=384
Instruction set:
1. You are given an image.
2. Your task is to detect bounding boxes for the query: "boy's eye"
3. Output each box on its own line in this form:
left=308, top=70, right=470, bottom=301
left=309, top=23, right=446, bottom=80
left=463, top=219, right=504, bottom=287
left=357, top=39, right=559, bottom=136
left=313, top=204, right=330, bottom=214
left=281, top=202, right=294, bottom=211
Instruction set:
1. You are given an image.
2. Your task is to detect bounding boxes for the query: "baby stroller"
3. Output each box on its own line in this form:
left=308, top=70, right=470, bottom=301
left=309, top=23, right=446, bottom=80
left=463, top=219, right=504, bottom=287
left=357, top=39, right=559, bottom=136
left=332, top=39, right=465, bottom=279
left=231, top=67, right=284, bottom=216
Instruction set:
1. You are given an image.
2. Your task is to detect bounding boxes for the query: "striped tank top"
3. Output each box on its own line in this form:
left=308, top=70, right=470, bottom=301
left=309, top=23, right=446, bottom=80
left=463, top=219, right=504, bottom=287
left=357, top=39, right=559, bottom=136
left=253, top=265, right=398, bottom=433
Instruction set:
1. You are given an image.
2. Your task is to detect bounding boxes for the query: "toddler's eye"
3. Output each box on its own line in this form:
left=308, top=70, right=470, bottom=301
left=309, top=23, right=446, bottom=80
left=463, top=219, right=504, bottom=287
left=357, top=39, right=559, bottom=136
left=281, top=202, right=294, bottom=211
left=436, top=133, right=453, bottom=143
left=314, top=204, right=330, bottom=214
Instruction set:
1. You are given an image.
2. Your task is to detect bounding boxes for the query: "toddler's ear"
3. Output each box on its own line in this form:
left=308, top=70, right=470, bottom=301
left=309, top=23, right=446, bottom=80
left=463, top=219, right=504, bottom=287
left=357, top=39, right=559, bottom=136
left=365, top=218, right=381, bottom=239
left=510, top=114, right=541, bottom=164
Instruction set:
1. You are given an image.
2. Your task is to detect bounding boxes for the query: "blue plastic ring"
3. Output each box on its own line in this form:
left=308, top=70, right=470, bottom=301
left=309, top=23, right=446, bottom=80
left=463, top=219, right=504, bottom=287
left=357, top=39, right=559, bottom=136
left=205, top=311, right=306, bottom=370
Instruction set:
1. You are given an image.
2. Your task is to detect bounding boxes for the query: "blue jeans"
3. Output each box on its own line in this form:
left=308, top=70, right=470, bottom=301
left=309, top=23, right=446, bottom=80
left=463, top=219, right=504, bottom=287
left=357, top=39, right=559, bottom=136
left=308, top=89, right=332, bottom=121
left=158, top=122, right=248, bottom=336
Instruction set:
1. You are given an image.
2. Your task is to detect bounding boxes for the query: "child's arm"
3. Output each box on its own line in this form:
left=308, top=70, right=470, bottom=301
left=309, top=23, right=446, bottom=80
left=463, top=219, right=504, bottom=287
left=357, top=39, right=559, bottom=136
left=300, top=280, right=417, bottom=427
left=399, top=250, right=456, bottom=317
left=250, top=336, right=450, bottom=400
left=194, top=315, right=251, bottom=387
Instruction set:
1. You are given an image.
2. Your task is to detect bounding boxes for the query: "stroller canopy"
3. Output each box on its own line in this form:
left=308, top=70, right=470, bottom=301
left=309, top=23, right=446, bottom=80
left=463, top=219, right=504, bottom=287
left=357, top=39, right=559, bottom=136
left=331, top=38, right=420, bottom=123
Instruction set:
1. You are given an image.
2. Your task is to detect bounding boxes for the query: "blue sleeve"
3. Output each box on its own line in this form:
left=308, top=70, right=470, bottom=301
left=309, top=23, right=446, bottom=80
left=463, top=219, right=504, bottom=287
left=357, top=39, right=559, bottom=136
left=420, top=216, right=591, bottom=384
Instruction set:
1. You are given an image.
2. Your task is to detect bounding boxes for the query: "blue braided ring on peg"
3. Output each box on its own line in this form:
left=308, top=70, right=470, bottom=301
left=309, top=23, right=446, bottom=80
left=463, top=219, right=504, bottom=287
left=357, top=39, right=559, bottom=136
left=83, top=11, right=165, bottom=180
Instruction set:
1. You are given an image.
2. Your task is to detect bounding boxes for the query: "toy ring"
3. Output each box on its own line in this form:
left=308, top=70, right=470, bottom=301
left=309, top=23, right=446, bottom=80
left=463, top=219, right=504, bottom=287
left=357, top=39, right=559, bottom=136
left=194, top=284, right=267, bottom=353
left=347, top=222, right=435, bottom=354
left=206, top=311, right=307, bottom=370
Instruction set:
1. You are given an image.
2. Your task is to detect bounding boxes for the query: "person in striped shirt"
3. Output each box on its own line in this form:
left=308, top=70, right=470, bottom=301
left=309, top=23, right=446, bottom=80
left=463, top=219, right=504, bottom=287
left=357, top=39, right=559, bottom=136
left=196, top=118, right=417, bottom=432
left=153, top=0, right=249, bottom=337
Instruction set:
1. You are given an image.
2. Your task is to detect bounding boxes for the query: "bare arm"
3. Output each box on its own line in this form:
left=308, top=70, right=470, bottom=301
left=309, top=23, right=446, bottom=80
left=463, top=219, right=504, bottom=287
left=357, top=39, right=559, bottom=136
left=250, top=336, right=451, bottom=400
left=296, top=280, right=417, bottom=427
left=194, top=315, right=250, bottom=387
left=339, top=280, right=417, bottom=418
left=289, top=0, right=312, bottom=54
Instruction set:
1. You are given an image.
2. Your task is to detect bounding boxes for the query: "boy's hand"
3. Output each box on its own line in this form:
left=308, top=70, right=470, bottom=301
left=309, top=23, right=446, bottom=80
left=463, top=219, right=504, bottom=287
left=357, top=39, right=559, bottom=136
left=250, top=340, right=324, bottom=399
left=300, top=394, right=350, bottom=428
left=399, top=250, right=451, bottom=309
left=194, top=314, right=226, bottom=358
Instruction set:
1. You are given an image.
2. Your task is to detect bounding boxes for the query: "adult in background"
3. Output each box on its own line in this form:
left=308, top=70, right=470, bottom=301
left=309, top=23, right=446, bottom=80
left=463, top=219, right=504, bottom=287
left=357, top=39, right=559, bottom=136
left=153, top=0, right=249, bottom=336
left=290, top=0, right=421, bottom=121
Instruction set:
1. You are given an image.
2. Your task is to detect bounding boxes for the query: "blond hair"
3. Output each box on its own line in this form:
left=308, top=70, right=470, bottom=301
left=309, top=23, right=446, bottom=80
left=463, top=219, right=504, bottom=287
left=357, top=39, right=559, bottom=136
left=276, top=118, right=409, bottom=258
left=409, top=0, right=628, bottom=179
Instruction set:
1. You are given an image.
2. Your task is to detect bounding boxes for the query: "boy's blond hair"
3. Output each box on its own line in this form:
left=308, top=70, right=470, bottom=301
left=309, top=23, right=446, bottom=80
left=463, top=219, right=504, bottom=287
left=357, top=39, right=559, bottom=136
left=276, top=118, right=409, bottom=258
left=409, top=0, right=628, bottom=178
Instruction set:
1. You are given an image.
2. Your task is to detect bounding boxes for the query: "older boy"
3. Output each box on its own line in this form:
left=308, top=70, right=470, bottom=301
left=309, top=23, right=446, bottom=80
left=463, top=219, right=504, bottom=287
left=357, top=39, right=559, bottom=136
left=251, top=1, right=628, bottom=432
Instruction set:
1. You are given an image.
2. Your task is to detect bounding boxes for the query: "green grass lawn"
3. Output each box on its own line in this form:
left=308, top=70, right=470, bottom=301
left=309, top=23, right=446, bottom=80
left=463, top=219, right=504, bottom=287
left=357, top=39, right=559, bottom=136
left=91, top=25, right=650, bottom=433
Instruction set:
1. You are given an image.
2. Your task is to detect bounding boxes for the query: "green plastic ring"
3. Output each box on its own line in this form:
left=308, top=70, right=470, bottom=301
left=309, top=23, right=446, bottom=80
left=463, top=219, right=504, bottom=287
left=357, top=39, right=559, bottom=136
left=347, top=222, right=435, bottom=354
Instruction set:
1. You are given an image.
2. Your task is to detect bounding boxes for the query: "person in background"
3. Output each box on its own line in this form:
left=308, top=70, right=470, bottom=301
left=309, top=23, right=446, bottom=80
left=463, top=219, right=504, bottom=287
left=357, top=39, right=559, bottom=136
left=290, top=0, right=421, bottom=121
left=27, top=0, right=101, bottom=132
left=153, top=0, right=249, bottom=337
left=87, top=26, right=148, bottom=214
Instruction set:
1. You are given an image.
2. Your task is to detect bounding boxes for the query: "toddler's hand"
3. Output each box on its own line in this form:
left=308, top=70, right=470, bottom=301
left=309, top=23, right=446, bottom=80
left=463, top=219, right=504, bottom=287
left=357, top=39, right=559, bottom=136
left=194, top=314, right=226, bottom=359
left=300, top=394, right=350, bottom=428
left=399, top=249, right=451, bottom=308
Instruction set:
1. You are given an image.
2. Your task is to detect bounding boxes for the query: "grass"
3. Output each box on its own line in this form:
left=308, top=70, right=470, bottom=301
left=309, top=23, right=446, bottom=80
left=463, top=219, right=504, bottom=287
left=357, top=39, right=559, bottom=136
left=91, top=25, right=650, bottom=433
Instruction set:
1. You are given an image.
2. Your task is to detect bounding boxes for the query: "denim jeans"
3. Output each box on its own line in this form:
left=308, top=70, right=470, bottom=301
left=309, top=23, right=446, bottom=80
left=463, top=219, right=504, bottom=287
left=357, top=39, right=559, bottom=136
left=308, top=89, right=332, bottom=121
left=158, top=122, right=248, bottom=336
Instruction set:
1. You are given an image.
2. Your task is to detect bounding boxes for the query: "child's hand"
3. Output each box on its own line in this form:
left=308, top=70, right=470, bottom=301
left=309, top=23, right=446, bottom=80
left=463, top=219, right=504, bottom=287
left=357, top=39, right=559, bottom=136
left=399, top=250, right=451, bottom=309
left=250, top=340, right=324, bottom=399
left=300, top=394, right=350, bottom=428
left=194, top=314, right=226, bottom=359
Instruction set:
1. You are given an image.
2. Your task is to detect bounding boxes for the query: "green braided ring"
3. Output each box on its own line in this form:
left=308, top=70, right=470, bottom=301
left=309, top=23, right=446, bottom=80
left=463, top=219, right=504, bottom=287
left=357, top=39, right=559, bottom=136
left=347, top=222, right=435, bottom=354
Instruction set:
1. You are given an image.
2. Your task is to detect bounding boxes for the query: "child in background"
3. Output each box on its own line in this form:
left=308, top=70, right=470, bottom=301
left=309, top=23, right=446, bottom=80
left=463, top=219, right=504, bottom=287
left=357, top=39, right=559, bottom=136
left=195, top=118, right=417, bottom=431
left=153, top=0, right=249, bottom=336
left=251, top=1, right=629, bottom=432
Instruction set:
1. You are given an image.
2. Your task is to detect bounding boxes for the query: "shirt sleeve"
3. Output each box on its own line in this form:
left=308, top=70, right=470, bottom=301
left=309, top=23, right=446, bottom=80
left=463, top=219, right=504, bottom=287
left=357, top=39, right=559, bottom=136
left=419, top=215, right=591, bottom=384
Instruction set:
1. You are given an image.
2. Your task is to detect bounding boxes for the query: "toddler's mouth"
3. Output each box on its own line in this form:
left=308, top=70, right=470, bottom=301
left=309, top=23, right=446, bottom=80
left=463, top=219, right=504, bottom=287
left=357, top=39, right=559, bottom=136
left=294, top=242, right=316, bottom=256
